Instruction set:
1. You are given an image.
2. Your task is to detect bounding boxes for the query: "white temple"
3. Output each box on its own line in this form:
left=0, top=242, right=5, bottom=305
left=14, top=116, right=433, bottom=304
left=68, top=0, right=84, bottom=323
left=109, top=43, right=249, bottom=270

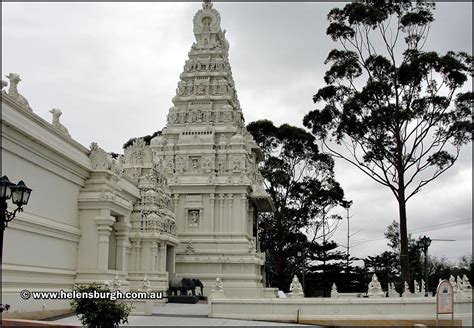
left=1, top=0, right=273, bottom=316
left=155, top=0, right=273, bottom=297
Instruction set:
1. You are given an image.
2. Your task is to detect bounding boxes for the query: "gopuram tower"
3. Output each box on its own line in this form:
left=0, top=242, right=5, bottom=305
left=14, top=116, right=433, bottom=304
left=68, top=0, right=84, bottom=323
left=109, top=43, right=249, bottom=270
left=149, top=0, right=273, bottom=297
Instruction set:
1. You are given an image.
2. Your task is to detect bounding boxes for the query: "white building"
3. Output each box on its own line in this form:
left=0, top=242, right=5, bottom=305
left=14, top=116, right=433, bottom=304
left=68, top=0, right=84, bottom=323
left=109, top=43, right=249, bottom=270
left=1, top=0, right=272, bottom=317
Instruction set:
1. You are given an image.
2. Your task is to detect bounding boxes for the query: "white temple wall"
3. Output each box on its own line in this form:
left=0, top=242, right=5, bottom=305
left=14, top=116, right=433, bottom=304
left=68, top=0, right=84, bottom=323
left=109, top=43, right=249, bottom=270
left=1, top=96, right=142, bottom=315
left=1, top=100, right=90, bottom=313
left=172, top=186, right=251, bottom=237
left=75, top=209, right=100, bottom=270
left=75, top=175, right=139, bottom=285
left=140, top=241, right=153, bottom=272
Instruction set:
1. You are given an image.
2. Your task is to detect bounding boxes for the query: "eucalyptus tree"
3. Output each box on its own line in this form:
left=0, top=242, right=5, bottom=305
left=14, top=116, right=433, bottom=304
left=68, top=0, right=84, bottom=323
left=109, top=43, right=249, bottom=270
left=247, top=120, right=346, bottom=290
left=304, top=0, right=472, bottom=285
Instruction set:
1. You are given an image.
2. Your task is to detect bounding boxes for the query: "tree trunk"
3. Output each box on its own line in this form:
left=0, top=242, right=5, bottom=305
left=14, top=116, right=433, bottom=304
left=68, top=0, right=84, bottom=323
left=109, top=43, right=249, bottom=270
left=393, top=125, right=410, bottom=290
left=275, top=212, right=286, bottom=291
left=276, top=247, right=285, bottom=291
left=398, top=181, right=410, bottom=289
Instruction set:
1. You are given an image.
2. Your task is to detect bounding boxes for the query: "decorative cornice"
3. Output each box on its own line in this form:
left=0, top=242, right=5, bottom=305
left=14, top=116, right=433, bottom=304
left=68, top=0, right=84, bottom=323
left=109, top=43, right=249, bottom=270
left=2, top=98, right=91, bottom=173
left=9, top=211, right=81, bottom=243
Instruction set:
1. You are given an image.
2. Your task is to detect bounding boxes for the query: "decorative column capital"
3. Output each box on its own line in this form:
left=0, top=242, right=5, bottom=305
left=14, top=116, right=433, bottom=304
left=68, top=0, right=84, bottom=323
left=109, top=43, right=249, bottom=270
left=114, top=221, right=131, bottom=233
left=131, top=240, right=142, bottom=249
left=95, top=216, right=115, bottom=236
left=114, top=222, right=131, bottom=246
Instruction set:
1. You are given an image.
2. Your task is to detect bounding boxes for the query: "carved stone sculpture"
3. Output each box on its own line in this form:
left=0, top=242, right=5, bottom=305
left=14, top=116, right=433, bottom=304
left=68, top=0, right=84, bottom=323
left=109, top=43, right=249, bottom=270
left=450, top=275, right=458, bottom=293
left=186, top=80, right=193, bottom=95
left=140, top=274, right=151, bottom=291
left=196, top=83, right=206, bottom=95
left=461, top=274, right=472, bottom=299
left=176, top=156, right=186, bottom=173
left=89, top=142, right=113, bottom=171
left=402, top=281, right=412, bottom=297
left=185, top=239, right=196, bottom=254
left=462, top=275, right=472, bottom=290
left=367, top=274, right=385, bottom=297
left=212, top=277, right=224, bottom=292
left=414, top=280, right=422, bottom=297
left=49, top=109, right=71, bottom=137
left=421, top=279, right=426, bottom=296
left=112, top=275, right=121, bottom=289
left=6, top=73, right=32, bottom=111
left=209, top=277, right=226, bottom=298
left=188, top=210, right=200, bottom=227
left=330, top=283, right=339, bottom=298
left=190, top=158, right=200, bottom=173
left=167, top=107, right=179, bottom=124
left=247, top=238, right=255, bottom=253
left=288, top=275, right=304, bottom=298
left=177, top=81, right=186, bottom=96
left=457, top=275, right=463, bottom=293
left=388, top=283, right=398, bottom=298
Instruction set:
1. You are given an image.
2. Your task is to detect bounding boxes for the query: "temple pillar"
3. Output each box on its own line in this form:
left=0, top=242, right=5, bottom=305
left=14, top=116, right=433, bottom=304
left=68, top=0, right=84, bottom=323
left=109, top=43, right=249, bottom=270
left=173, top=194, right=179, bottom=213
left=248, top=205, right=254, bottom=236
left=219, top=193, right=225, bottom=232
left=227, top=194, right=233, bottom=232
left=95, top=212, right=115, bottom=270
left=113, top=219, right=131, bottom=272
left=132, top=240, right=142, bottom=271
left=241, top=193, right=247, bottom=233
left=151, top=241, right=158, bottom=272
left=210, top=193, right=215, bottom=231
left=159, top=242, right=166, bottom=272
left=166, top=245, right=176, bottom=279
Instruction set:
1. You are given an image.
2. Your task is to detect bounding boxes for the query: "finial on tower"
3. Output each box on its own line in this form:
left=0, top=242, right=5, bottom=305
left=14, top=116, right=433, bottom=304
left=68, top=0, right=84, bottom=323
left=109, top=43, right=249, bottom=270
left=203, top=0, right=212, bottom=9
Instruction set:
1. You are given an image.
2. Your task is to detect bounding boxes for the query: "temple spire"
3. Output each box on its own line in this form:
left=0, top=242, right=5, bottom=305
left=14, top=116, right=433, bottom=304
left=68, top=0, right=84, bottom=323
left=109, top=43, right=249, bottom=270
left=151, top=1, right=272, bottom=297
left=165, top=0, right=243, bottom=133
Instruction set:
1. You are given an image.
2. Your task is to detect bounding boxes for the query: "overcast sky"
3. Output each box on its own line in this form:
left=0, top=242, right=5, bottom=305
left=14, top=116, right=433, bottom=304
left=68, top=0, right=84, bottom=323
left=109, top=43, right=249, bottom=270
left=2, top=1, right=472, bottom=266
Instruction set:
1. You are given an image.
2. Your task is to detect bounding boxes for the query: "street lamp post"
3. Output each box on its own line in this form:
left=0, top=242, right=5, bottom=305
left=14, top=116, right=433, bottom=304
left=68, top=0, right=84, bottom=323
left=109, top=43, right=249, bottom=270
left=343, top=200, right=353, bottom=280
left=420, top=235, right=432, bottom=297
left=0, top=175, right=32, bottom=264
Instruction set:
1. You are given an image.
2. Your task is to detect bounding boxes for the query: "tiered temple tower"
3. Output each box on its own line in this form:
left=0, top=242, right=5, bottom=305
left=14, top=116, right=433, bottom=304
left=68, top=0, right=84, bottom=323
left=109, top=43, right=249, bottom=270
left=149, top=0, right=273, bottom=297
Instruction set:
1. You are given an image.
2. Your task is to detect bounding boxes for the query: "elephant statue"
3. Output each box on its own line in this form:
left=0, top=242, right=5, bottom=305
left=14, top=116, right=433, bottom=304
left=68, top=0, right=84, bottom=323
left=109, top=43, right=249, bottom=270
left=192, top=278, right=204, bottom=295
left=169, top=277, right=196, bottom=296
left=168, top=277, right=205, bottom=296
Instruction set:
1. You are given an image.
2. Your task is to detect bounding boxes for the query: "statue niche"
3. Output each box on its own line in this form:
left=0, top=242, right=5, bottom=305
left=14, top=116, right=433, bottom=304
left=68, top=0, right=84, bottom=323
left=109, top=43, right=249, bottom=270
left=187, top=210, right=200, bottom=228
left=189, top=157, right=201, bottom=173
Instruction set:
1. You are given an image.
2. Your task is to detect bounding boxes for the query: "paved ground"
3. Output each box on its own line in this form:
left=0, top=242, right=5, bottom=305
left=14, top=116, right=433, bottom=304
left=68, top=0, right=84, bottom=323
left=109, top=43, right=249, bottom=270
left=52, top=303, right=307, bottom=326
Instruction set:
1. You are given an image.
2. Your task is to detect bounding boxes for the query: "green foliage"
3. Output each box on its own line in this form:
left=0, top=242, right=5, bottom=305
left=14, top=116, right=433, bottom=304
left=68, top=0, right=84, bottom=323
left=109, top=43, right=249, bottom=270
left=365, top=251, right=400, bottom=292
left=304, top=0, right=472, bottom=285
left=379, top=220, right=424, bottom=290
left=364, top=221, right=474, bottom=294
left=70, top=284, right=131, bottom=328
left=247, top=120, right=347, bottom=293
left=307, top=240, right=348, bottom=297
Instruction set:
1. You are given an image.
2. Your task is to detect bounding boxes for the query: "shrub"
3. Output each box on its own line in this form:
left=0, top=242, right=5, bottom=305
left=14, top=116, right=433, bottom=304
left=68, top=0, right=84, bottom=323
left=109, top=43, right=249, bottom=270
left=0, top=304, right=10, bottom=312
left=70, top=284, right=131, bottom=328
